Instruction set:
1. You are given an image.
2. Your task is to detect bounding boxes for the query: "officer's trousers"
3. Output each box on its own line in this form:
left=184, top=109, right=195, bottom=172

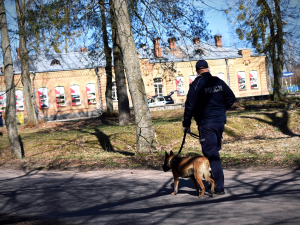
left=198, top=122, right=225, bottom=192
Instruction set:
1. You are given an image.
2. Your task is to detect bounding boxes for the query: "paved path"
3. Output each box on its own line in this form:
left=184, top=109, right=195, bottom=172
left=0, top=168, right=300, bottom=225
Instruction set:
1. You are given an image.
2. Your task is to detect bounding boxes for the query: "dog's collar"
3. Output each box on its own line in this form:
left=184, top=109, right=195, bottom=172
left=169, top=155, right=178, bottom=167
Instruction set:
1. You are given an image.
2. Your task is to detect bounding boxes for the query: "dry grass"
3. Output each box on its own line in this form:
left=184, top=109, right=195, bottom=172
left=0, top=102, right=300, bottom=171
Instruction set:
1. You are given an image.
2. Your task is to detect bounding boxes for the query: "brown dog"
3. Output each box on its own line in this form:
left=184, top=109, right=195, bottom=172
left=163, top=150, right=215, bottom=198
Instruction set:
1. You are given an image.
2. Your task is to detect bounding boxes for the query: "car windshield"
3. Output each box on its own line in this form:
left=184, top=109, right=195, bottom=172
left=156, top=97, right=164, bottom=102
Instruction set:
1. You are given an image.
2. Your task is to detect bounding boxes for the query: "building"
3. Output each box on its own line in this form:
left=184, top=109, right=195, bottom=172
left=0, top=35, right=268, bottom=121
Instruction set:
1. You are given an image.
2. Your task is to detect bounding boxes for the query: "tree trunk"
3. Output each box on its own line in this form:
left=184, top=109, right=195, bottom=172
left=15, top=0, right=38, bottom=124
left=274, top=0, right=284, bottom=99
left=112, top=0, right=155, bottom=152
left=0, top=0, right=23, bottom=158
left=110, top=0, right=130, bottom=126
left=261, top=16, right=272, bottom=92
left=99, top=0, right=113, bottom=114
left=261, top=0, right=283, bottom=101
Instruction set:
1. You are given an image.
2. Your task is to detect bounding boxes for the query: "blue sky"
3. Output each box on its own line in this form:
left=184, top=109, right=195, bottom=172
left=201, top=0, right=235, bottom=47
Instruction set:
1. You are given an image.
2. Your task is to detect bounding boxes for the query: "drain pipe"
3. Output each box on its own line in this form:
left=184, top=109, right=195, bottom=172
left=95, top=67, right=102, bottom=115
left=32, top=72, right=39, bottom=120
left=225, top=58, right=230, bottom=87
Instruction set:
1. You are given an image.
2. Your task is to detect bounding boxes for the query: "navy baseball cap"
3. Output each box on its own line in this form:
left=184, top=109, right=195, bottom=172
left=196, top=60, right=208, bottom=70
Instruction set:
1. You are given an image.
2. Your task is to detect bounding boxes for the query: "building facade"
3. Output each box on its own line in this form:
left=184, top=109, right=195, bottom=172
left=0, top=35, right=268, bottom=121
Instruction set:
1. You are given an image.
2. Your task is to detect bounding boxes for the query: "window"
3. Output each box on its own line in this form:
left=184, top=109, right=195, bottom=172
left=38, top=87, right=49, bottom=108
left=237, top=71, right=246, bottom=91
left=154, top=78, right=163, bottom=96
left=216, top=73, right=225, bottom=81
left=0, top=91, right=6, bottom=112
left=249, top=70, right=258, bottom=89
left=189, top=75, right=197, bottom=84
left=55, top=86, right=66, bottom=107
left=15, top=90, right=24, bottom=111
left=176, top=76, right=185, bottom=95
left=86, top=83, right=97, bottom=104
left=112, top=82, right=118, bottom=101
left=70, top=85, right=81, bottom=106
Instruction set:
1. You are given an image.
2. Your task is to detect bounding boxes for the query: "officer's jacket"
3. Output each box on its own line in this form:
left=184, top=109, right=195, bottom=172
left=183, top=72, right=236, bottom=127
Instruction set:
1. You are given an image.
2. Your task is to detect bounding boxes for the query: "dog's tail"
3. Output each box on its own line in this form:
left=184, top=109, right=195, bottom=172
left=203, top=160, right=210, bottom=183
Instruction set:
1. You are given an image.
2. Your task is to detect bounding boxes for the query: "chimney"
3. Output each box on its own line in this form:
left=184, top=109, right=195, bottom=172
left=214, top=35, right=222, bottom=47
left=192, top=37, right=200, bottom=45
left=153, top=38, right=162, bottom=58
left=80, top=47, right=87, bottom=52
left=168, top=37, right=176, bottom=50
left=16, top=48, right=20, bottom=59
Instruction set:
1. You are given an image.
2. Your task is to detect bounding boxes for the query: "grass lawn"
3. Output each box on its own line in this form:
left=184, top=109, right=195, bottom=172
left=0, top=102, right=300, bottom=171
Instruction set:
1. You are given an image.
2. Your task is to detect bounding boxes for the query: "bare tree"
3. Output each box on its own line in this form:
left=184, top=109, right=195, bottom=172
left=110, top=0, right=131, bottom=126
left=0, top=0, right=23, bottom=158
left=113, top=0, right=155, bottom=152
left=226, top=0, right=300, bottom=101
left=15, top=0, right=38, bottom=124
left=99, top=0, right=113, bottom=114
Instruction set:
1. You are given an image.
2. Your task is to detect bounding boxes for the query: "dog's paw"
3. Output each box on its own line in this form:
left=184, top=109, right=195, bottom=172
left=171, top=192, right=177, bottom=195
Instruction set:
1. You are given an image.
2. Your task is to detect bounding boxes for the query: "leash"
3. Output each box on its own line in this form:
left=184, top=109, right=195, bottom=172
left=177, top=131, right=199, bottom=156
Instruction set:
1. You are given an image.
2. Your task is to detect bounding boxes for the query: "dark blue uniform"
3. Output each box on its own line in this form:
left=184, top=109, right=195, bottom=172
left=183, top=72, right=235, bottom=192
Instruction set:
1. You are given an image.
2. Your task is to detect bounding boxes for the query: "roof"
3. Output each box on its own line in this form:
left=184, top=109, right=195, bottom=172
left=6, top=51, right=106, bottom=75
left=0, top=43, right=264, bottom=75
left=137, top=43, right=263, bottom=63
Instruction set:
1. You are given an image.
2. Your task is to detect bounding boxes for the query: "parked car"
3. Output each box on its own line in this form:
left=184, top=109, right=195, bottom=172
left=147, top=95, right=174, bottom=106
left=147, top=96, right=166, bottom=106
left=163, top=95, right=174, bottom=104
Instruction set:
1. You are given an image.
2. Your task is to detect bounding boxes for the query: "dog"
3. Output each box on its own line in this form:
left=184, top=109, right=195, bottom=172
left=163, top=150, right=215, bottom=198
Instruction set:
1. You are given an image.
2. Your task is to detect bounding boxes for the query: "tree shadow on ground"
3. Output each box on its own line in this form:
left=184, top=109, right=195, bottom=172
left=240, top=110, right=299, bottom=137
left=88, top=128, right=134, bottom=156
left=1, top=169, right=300, bottom=224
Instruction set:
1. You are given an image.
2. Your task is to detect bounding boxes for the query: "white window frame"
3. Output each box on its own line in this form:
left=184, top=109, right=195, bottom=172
left=0, top=91, right=6, bottom=112
left=112, top=82, right=118, bottom=101
left=154, top=78, right=163, bottom=96
left=38, top=87, right=49, bottom=109
left=249, top=70, right=258, bottom=89
left=55, top=86, right=66, bottom=107
left=70, top=85, right=81, bottom=106
left=86, top=83, right=97, bottom=104
left=237, top=71, right=247, bottom=91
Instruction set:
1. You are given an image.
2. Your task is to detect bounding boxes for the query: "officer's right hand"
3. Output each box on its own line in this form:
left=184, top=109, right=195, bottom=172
left=183, top=127, right=190, bottom=134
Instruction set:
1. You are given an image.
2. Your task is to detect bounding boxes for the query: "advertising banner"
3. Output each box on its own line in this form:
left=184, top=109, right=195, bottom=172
left=0, top=91, right=6, bottom=112
left=216, top=73, right=225, bottom=81
left=237, top=71, right=246, bottom=91
left=70, top=85, right=81, bottom=106
left=38, top=87, right=49, bottom=108
left=15, top=90, right=24, bottom=111
left=175, top=76, right=185, bottom=96
left=55, top=86, right=66, bottom=107
left=249, top=70, right=258, bottom=89
left=86, top=83, right=96, bottom=104
left=189, top=75, right=197, bottom=84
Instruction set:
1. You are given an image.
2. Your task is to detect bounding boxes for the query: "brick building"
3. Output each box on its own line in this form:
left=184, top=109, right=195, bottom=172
left=0, top=35, right=268, bottom=121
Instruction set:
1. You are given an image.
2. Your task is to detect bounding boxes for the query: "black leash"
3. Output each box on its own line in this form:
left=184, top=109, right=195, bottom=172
left=177, top=131, right=199, bottom=156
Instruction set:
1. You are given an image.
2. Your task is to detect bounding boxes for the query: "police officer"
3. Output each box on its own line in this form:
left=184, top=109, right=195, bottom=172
left=182, top=60, right=236, bottom=195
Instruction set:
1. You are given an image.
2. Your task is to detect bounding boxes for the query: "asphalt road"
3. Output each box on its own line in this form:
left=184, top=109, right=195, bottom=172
left=0, top=168, right=300, bottom=225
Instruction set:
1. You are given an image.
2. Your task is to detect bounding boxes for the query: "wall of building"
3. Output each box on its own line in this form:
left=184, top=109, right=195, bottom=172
left=148, top=51, right=268, bottom=103
left=0, top=50, right=269, bottom=122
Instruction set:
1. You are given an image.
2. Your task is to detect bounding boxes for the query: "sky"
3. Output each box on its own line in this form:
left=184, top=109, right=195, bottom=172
left=201, top=0, right=238, bottom=48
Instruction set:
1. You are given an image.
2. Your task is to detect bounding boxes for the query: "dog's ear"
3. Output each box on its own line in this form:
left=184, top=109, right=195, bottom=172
left=170, top=150, right=174, bottom=156
left=165, top=151, right=168, bottom=157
